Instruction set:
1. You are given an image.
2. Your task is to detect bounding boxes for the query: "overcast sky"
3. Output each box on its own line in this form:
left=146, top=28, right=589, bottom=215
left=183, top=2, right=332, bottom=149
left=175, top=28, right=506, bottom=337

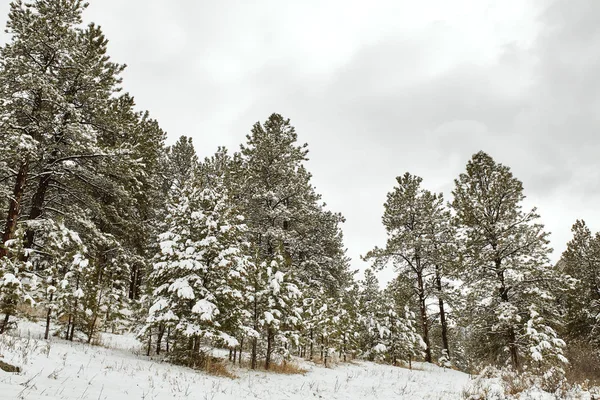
left=2, top=0, right=598, bottom=283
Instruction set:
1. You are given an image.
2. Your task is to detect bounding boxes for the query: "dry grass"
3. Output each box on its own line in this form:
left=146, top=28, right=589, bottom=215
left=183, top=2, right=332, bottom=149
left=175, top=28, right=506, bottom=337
left=16, top=303, right=45, bottom=320
left=267, top=361, right=308, bottom=374
left=237, top=359, right=307, bottom=374
left=205, top=356, right=237, bottom=379
left=564, top=342, right=600, bottom=388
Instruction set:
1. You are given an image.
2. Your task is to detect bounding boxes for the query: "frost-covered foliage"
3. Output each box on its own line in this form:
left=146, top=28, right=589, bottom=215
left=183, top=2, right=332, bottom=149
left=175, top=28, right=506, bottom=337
left=0, top=228, right=35, bottom=333
left=28, top=220, right=87, bottom=339
left=560, top=220, right=600, bottom=348
left=354, top=269, right=424, bottom=366
left=364, top=173, right=456, bottom=364
left=0, top=0, right=165, bottom=338
left=143, top=175, right=249, bottom=366
left=452, top=151, right=568, bottom=371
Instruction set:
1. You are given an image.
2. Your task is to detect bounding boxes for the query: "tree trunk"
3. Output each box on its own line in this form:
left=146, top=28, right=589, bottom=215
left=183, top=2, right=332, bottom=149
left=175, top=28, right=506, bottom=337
left=251, top=292, right=258, bottom=369
left=146, top=328, right=152, bottom=357
left=166, top=327, right=170, bottom=353
left=238, top=337, right=244, bottom=365
left=310, top=329, right=314, bottom=360
left=496, top=258, right=519, bottom=369
left=251, top=337, right=257, bottom=370
left=23, top=168, right=53, bottom=254
left=416, top=269, right=432, bottom=362
left=65, top=314, right=72, bottom=340
left=324, top=336, right=328, bottom=367
left=0, top=313, right=10, bottom=334
left=265, top=327, right=273, bottom=370
left=156, top=324, right=164, bottom=355
left=435, top=265, right=450, bottom=358
left=44, top=292, right=54, bottom=340
left=0, top=161, right=28, bottom=259
left=69, top=316, right=75, bottom=341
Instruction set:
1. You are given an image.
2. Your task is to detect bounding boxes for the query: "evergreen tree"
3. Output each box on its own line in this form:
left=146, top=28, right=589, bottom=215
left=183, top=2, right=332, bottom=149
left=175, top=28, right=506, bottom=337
left=235, top=113, right=350, bottom=295
left=560, top=220, right=600, bottom=346
left=364, top=173, right=455, bottom=362
left=144, top=174, right=249, bottom=366
left=451, top=151, right=566, bottom=370
left=0, top=0, right=165, bottom=334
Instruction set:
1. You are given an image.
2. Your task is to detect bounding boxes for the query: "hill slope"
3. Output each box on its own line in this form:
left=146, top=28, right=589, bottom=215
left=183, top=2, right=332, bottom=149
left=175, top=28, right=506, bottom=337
left=0, top=321, right=469, bottom=400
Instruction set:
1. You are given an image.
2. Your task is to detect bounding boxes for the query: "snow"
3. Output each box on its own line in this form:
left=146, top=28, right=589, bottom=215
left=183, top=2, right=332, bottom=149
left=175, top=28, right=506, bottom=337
left=169, top=279, right=195, bottom=299
left=192, top=298, right=218, bottom=321
left=0, top=320, right=472, bottom=400
left=1, top=273, right=20, bottom=286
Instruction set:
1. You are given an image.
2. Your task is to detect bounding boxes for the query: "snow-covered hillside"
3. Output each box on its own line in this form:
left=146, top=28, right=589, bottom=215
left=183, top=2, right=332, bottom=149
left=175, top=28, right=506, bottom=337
left=0, top=321, right=470, bottom=400
left=2, top=321, right=597, bottom=400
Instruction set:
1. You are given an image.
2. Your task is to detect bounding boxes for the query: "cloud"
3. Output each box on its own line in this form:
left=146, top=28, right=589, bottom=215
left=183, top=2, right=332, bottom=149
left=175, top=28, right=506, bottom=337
left=1, top=0, right=594, bottom=281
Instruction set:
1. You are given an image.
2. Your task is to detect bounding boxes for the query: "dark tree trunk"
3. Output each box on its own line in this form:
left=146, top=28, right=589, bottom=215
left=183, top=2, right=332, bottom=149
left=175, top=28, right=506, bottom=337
left=251, top=337, right=258, bottom=370
left=68, top=316, right=75, bottom=341
left=23, top=168, right=53, bottom=254
left=251, top=293, right=258, bottom=369
left=416, top=268, right=432, bottom=362
left=0, top=161, right=28, bottom=259
left=238, top=337, right=244, bottom=365
left=496, top=257, right=519, bottom=369
left=435, top=265, right=450, bottom=358
left=65, top=314, right=72, bottom=340
left=44, top=292, right=54, bottom=340
left=265, top=327, right=273, bottom=370
left=0, top=313, right=10, bottom=334
left=166, top=327, right=170, bottom=353
left=146, top=328, right=152, bottom=357
left=310, top=329, right=314, bottom=360
left=156, top=324, right=165, bottom=355
left=129, top=264, right=142, bottom=300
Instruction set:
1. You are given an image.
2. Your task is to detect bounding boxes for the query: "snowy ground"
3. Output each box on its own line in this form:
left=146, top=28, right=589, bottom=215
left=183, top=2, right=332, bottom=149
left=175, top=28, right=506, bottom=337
left=0, top=321, right=471, bottom=400
left=3, top=321, right=596, bottom=400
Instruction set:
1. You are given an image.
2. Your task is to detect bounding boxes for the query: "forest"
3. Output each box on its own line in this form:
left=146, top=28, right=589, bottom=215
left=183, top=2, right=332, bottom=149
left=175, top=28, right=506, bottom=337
left=0, top=1, right=599, bottom=398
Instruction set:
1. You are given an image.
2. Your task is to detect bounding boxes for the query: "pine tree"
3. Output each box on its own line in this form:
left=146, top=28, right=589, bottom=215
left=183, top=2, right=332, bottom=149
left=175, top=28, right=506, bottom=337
left=144, top=173, right=248, bottom=366
left=560, top=220, right=600, bottom=346
left=364, top=173, right=455, bottom=362
left=0, top=0, right=166, bottom=336
left=451, top=151, right=566, bottom=370
left=357, top=269, right=385, bottom=360
left=235, top=113, right=350, bottom=295
left=0, top=226, right=34, bottom=333
left=165, top=136, right=198, bottom=192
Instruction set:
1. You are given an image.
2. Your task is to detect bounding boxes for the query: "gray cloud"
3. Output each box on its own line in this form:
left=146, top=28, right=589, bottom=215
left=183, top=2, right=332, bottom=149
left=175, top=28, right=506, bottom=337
left=2, top=0, right=597, bottom=282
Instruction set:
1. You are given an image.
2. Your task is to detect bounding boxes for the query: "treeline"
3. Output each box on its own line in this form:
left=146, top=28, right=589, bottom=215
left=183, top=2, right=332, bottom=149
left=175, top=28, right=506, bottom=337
left=0, top=0, right=598, bottom=380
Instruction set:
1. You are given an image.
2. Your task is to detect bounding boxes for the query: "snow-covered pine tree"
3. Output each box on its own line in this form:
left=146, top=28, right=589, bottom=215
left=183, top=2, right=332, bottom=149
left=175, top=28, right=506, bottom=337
left=261, top=252, right=302, bottom=369
left=524, top=305, right=568, bottom=374
left=357, top=269, right=385, bottom=360
left=0, top=226, right=34, bottom=333
left=560, top=220, right=600, bottom=347
left=451, top=151, right=567, bottom=370
left=164, top=136, right=198, bottom=192
left=30, top=220, right=86, bottom=339
left=235, top=113, right=350, bottom=297
left=364, top=173, right=455, bottom=363
left=330, top=286, right=361, bottom=362
left=233, top=114, right=352, bottom=365
left=0, top=0, right=166, bottom=335
left=242, top=246, right=302, bottom=369
left=379, top=290, right=424, bottom=368
left=144, top=173, right=248, bottom=367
